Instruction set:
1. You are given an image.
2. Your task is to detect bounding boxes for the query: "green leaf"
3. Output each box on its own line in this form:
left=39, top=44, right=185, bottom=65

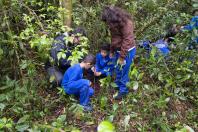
left=165, top=97, right=170, bottom=102
left=123, top=115, right=130, bottom=129
left=16, top=124, right=29, bottom=131
left=193, top=4, right=198, bottom=8
left=61, top=52, right=66, bottom=59
left=143, top=84, right=149, bottom=90
left=0, top=123, right=3, bottom=129
left=158, top=73, right=163, bottom=81
left=113, top=103, right=118, bottom=111
left=5, top=123, right=12, bottom=128
left=130, top=67, right=138, bottom=77
left=110, top=82, right=118, bottom=88
left=0, top=85, right=10, bottom=90
left=0, top=48, right=3, bottom=56
left=71, top=129, right=81, bottom=132
left=0, top=103, right=5, bottom=111
left=57, top=115, right=66, bottom=122
left=97, top=121, right=115, bottom=132
left=108, top=115, right=114, bottom=122
left=176, top=125, right=195, bottom=132
left=17, top=115, right=30, bottom=124
left=133, top=81, right=138, bottom=91
left=57, top=52, right=63, bottom=61
left=137, top=73, right=144, bottom=80
left=100, top=96, right=108, bottom=108
left=49, top=75, right=55, bottom=83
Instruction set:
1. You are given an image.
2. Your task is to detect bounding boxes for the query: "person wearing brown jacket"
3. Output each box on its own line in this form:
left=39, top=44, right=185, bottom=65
left=102, top=6, right=136, bottom=99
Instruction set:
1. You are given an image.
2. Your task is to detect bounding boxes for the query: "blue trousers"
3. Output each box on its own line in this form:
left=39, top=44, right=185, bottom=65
left=63, top=79, right=94, bottom=106
left=115, top=48, right=136, bottom=94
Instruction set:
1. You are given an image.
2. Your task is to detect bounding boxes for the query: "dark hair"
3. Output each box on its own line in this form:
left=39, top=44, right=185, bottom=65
left=164, top=24, right=179, bottom=42
left=83, top=54, right=95, bottom=65
left=193, top=9, right=198, bottom=15
left=69, top=27, right=87, bottom=37
left=101, top=6, right=132, bottom=26
left=100, top=43, right=110, bottom=51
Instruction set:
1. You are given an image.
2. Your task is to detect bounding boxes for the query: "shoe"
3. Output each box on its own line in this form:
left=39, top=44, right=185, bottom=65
left=114, top=93, right=127, bottom=100
left=83, top=105, right=93, bottom=112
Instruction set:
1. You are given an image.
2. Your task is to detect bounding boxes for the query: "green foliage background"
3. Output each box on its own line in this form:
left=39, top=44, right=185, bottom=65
left=0, top=0, right=197, bottom=131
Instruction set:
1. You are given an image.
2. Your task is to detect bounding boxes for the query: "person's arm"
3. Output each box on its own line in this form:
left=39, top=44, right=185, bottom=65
left=95, top=54, right=101, bottom=72
left=110, top=37, right=116, bottom=54
left=93, top=54, right=102, bottom=76
left=120, top=21, right=135, bottom=59
left=183, top=17, right=198, bottom=31
left=183, top=24, right=193, bottom=31
left=107, top=57, right=116, bottom=70
left=99, top=68, right=107, bottom=75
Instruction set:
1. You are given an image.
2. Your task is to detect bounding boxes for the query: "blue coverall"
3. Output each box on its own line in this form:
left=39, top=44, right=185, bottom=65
left=140, top=39, right=170, bottom=56
left=114, top=47, right=136, bottom=94
left=95, top=53, right=115, bottom=76
left=183, top=16, right=198, bottom=44
left=152, top=39, right=170, bottom=56
left=61, top=64, right=94, bottom=106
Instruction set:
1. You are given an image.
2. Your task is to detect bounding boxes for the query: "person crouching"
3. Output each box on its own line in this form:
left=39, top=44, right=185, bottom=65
left=61, top=54, right=95, bottom=111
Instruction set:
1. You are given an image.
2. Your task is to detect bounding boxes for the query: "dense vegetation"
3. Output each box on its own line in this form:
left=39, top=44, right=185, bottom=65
left=0, top=0, right=197, bottom=131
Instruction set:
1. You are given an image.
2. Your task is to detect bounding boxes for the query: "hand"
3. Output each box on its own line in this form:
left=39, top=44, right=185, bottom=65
left=94, top=72, right=102, bottom=76
left=180, top=26, right=185, bottom=31
left=118, top=57, right=125, bottom=65
left=109, top=52, right=114, bottom=58
left=90, top=81, right=92, bottom=86
left=91, top=67, right=95, bottom=72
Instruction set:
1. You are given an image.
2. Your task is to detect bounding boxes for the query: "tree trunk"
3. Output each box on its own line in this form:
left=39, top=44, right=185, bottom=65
left=60, top=0, right=72, bottom=28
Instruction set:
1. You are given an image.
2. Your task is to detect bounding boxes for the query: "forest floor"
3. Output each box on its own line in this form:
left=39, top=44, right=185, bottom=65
left=36, top=69, right=197, bottom=132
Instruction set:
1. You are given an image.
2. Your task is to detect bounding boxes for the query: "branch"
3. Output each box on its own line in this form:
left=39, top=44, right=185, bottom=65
left=3, top=10, right=24, bottom=82
left=20, top=2, right=44, bottom=31
left=135, top=0, right=177, bottom=37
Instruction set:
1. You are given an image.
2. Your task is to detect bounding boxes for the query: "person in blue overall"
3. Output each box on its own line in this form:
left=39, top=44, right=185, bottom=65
left=61, top=54, right=95, bottom=111
left=140, top=38, right=170, bottom=56
left=92, top=44, right=115, bottom=77
left=140, top=25, right=180, bottom=57
left=45, top=28, right=87, bottom=87
left=182, top=9, right=198, bottom=49
left=102, top=6, right=136, bottom=100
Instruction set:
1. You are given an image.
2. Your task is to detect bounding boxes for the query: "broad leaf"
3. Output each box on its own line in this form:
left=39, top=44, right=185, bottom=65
left=97, top=121, right=115, bottom=132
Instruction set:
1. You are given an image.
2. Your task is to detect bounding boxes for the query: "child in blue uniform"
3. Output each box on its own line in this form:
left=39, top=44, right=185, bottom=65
left=61, top=54, right=95, bottom=111
left=92, top=44, right=115, bottom=77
